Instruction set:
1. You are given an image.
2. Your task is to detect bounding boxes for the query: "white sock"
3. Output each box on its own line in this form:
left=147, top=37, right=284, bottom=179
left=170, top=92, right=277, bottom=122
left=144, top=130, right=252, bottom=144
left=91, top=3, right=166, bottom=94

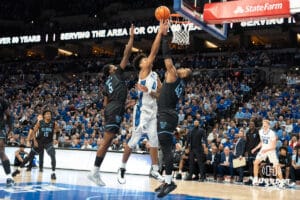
left=165, top=175, right=172, bottom=184
left=121, top=163, right=126, bottom=169
left=152, top=164, right=159, bottom=171
left=253, top=177, right=258, bottom=182
left=178, top=170, right=182, bottom=174
left=93, top=166, right=99, bottom=173
left=6, top=174, right=12, bottom=179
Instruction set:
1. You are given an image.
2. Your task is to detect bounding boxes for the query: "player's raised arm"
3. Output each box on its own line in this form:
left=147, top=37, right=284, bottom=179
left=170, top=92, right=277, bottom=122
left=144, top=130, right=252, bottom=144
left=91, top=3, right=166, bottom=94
left=146, top=20, right=168, bottom=69
left=162, top=34, right=177, bottom=83
left=120, top=24, right=135, bottom=69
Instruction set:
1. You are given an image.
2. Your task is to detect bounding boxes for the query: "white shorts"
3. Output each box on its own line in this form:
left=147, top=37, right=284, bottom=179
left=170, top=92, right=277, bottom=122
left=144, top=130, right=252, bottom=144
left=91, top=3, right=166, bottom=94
left=127, top=104, right=158, bottom=148
left=255, top=150, right=279, bottom=165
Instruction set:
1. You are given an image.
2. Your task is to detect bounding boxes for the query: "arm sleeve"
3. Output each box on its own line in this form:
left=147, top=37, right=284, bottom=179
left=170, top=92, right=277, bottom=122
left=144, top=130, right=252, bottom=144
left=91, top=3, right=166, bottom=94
left=162, top=37, right=171, bottom=59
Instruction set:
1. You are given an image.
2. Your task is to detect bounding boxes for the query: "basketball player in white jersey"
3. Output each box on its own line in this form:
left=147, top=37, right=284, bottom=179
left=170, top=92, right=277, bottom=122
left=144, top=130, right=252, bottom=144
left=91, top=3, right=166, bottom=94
left=252, top=119, right=284, bottom=187
left=117, top=20, right=169, bottom=184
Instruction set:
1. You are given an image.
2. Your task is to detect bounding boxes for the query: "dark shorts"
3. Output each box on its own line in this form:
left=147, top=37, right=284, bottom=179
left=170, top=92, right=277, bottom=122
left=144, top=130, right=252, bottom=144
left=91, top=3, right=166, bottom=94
left=157, top=109, right=178, bottom=135
left=104, top=102, right=125, bottom=134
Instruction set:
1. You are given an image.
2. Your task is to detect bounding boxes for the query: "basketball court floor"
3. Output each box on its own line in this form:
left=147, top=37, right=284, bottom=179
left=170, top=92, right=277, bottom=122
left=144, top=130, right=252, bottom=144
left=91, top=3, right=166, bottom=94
left=0, top=168, right=298, bottom=200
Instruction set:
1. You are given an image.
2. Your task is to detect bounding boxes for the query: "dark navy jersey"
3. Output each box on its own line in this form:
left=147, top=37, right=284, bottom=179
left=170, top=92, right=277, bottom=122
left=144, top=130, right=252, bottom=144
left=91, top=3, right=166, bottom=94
left=38, top=120, right=55, bottom=144
left=158, top=78, right=185, bottom=110
left=14, top=151, right=26, bottom=164
left=103, top=65, right=127, bottom=105
left=0, top=98, right=9, bottom=129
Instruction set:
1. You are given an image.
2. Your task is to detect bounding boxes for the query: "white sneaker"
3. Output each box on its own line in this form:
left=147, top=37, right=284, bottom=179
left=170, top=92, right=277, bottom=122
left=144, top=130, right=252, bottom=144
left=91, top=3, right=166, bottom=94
left=252, top=177, right=259, bottom=186
left=289, top=182, right=296, bottom=188
left=278, top=180, right=285, bottom=189
left=117, top=168, right=126, bottom=184
left=87, top=171, right=106, bottom=186
left=150, top=169, right=164, bottom=182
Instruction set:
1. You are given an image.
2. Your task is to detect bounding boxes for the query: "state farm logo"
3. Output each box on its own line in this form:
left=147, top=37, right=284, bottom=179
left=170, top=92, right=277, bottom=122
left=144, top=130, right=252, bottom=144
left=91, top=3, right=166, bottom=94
left=234, top=6, right=244, bottom=14
left=233, top=2, right=283, bottom=15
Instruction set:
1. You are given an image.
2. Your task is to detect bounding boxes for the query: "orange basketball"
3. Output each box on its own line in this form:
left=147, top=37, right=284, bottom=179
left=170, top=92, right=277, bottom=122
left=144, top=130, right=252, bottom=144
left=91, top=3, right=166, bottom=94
left=155, top=6, right=171, bottom=21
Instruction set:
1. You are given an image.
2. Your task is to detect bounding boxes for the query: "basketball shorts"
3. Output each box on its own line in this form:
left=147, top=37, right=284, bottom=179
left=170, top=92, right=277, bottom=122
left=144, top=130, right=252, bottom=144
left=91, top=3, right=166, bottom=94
left=104, top=102, right=125, bottom=134
left=157, top=109, right=178, bottom=135
left=256, top=150, right=279, bottom=165
left=128, top=104, right=158, bottom=148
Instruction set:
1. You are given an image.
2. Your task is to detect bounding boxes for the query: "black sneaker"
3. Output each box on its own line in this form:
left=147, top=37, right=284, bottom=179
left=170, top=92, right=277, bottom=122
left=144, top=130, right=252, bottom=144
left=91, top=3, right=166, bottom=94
left=6, top=178, right=15, bottom=187
left=26, top=167, right=32, bottom=172
left=39, top=168, right=43, bottom=172
left=117, top=168, right=126, bottom=184
left=157, top=181, right=177, bottom=198
left=12, top=169, right=20, bottom=177
left=244, top=179, right=252, bottom=185
left=155, top=182, right=166, bottom=193
left=175, top=173, right=182, bottom=180
left=51, top=173, right=56, bottom=180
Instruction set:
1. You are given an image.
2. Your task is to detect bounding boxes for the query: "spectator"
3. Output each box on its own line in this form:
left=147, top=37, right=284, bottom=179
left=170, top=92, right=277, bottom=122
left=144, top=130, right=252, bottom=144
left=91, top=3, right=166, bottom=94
left=14, top=144, right=28, bottom=167
left=290, top=147, right=300, bottom=187
left=233, top=129, right=246, bottom=183
left=278, top=146, right=291, bottom=181
left=218, top=147, right=234, bottom=182
left=81, top=139, right=92, bottom=150
left=186, top=120, right=206, bottom=181
left=205, top=145, right=220, bottom=181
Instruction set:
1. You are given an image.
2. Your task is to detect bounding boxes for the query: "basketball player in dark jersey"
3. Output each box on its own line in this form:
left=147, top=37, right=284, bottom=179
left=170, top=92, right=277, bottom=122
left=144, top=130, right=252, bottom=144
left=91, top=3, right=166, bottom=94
left=87, top=24, right=134, bottom=186
left=14, top=144, right=28, bottom=167
left=155, top=32, right=192, bottom=198
left=25, top=114, right=45, bottom=172
left=12, top=110, right=59, bottom=180
left=0, top=96, right=14, bottom=187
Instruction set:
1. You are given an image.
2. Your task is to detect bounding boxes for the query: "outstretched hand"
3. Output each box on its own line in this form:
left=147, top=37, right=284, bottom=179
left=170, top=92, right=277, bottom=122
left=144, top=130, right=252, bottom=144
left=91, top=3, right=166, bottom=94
left=159, top=20, right=169, bottom=36
left=129, top=24, right=135, bottom=37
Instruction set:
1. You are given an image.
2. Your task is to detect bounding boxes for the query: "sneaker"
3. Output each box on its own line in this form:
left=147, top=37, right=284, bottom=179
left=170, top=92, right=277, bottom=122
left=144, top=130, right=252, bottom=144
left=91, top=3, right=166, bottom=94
left=252, top=177, right=259, bottom=186
left=278, top=180, right=285, bottom=189
left=150, top=169, right=164, bottom=182
left=157, top=181, right=177, bottom=198
left=117, top=168, right=126, bottom=184
left=154, top=182, right=166, bottom=193
left=39, top=168, right=43, bottom=172
left=6, top=178, right=15, bottom=187
left=51, top=173, right=56, bottom=180
left=26, top=167, right=32, bottom=172
left=12, top=169, right=20, bottom=177
left=244, top=179, right=252, bottom=185
left=289, top=182, right=296, bottom=188
left=175, top=173, right=182, bottom=180
left=184, top=175, right=193, bottom=181
left=87, top=171, right=106, bottom=186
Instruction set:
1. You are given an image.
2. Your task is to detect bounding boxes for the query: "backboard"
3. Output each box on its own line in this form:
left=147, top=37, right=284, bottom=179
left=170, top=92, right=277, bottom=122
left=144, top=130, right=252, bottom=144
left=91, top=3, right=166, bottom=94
left=173, top=0, right=228, bottom=40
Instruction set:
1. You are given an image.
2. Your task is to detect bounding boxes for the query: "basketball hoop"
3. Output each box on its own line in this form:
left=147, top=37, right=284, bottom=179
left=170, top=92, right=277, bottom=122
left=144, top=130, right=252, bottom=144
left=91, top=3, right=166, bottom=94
left=169, top=13, right=191, bottom=46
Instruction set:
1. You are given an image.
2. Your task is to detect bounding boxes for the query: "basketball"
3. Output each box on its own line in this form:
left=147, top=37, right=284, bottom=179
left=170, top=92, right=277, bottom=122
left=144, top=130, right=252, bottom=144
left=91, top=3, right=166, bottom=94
left=155, top=6, right=170, bottom=21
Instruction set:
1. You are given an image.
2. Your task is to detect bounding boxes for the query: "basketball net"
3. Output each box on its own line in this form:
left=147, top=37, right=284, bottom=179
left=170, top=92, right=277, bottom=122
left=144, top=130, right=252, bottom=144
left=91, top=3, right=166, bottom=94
left=169, top=14, right=191, bottom=46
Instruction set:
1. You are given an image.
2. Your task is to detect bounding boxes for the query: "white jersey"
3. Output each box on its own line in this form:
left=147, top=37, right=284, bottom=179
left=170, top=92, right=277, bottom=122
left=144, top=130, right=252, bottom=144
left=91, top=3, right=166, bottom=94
left=259, top=128, right=276, bottom=150
left=128, top=71, right=159, bottom=149
left=136, top=71, right=158, bottom=109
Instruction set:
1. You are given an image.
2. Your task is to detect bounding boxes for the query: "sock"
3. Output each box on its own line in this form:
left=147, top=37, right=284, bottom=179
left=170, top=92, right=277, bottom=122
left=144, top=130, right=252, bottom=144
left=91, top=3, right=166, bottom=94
left=152, top=164, right=159, bottom=171
left=178, top=170, right=182, bottom=174
left=253, top=176, right=258, bottom=183
left=165, top=175, right=172, bottom=184
left=6, top=174, right=12, bottom=179
left=93, top=166, right=100, bottom=173
left=121, top=162, right=126, bottom=169
left=2, top=160, right=11, bottom=175
left=94, top=156, right=104, bottom=167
